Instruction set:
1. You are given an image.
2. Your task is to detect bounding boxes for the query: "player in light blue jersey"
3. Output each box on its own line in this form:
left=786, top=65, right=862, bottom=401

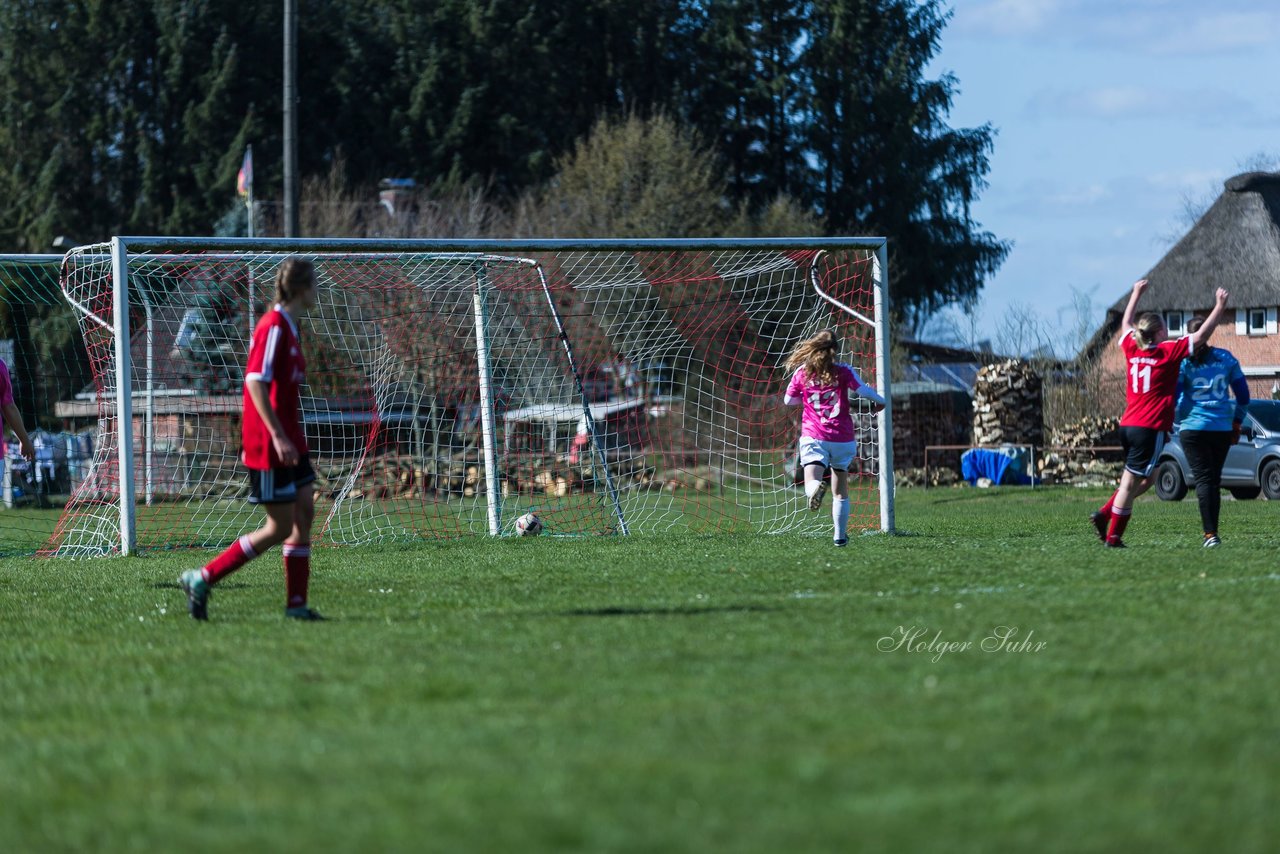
left=1174, top=316, right=1250, bottom=547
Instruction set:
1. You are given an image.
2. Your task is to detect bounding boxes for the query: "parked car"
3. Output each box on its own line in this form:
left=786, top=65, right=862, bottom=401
left=1155, top=399, right=1280, bottom=501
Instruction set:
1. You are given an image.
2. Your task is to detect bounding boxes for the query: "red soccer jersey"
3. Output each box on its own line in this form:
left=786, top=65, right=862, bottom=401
left=241, top=305, right=308, bottom=470
left=1119, top=330, right=1191, bottom=430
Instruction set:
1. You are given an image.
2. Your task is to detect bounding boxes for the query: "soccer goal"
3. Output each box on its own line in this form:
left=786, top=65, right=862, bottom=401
left=48, top=237, right=893, bottom=556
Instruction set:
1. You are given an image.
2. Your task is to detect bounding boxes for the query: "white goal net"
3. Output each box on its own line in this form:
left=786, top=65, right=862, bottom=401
left=49, top=237, right=893, bottom=556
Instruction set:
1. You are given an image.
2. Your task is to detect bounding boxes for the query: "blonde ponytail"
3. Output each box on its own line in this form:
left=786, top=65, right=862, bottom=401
left=1133, top=312, right=1164, bottom=349
left=784, top=329, right=839, bottom=386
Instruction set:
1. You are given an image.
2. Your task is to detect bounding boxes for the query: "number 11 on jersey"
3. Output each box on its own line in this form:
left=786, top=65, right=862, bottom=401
left=1130, top=362, right=1152, bottom=393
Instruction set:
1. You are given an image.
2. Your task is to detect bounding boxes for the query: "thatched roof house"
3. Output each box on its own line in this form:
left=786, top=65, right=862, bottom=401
left=1089, top=171, right=1280, bottom=394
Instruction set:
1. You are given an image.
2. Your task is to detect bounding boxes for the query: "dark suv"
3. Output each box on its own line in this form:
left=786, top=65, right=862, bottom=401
left=1156, top=399, right=1280, bottom=501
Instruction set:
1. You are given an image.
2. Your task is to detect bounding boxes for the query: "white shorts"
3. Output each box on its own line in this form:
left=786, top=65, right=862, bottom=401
left=798, top=437, right=858, bottom=473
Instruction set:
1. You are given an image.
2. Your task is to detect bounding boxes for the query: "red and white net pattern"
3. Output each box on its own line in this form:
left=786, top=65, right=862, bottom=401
left=48, top=245, right=881, bottom=555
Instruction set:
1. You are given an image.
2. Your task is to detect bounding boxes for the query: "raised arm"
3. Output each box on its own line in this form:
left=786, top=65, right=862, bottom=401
left=855, top=384, right=887, bottom=411
left=1187, top=288, right=1230, bottom=353
left=1120, top=279, right=1149, bottom=332
left=844, top=367, right=886, bottom=411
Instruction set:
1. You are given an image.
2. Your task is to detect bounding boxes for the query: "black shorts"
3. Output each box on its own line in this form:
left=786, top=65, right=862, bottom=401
left=248, top=456, right=316, bottom=504
left=1120, top=426, right=1166, bottom=477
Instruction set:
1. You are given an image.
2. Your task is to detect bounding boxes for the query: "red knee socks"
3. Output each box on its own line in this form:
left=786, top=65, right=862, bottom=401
left=283, top=542, right=311, bottom=608
left=203, top=535, right=258, bottom=584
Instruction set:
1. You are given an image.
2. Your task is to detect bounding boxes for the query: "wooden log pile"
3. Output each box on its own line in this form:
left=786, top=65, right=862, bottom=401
left=1038, top=415, right=1123, bottom=485
left=323, top=450, right=664, bottom=501
left=1049, top=415, right=1121, bottom=450
left=895, top=466, right=962, bottom=489
left=972, top=359, right=1044, bottom=447
left=1036, top=454, right=1124, bottom=486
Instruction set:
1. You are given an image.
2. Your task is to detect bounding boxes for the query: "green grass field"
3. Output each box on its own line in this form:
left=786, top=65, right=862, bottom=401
left=2, top=487, right=1278, bottom=852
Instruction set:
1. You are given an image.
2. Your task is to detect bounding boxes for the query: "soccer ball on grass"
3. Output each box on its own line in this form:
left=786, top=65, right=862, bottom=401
left=514, top=512, right=543, bottom=537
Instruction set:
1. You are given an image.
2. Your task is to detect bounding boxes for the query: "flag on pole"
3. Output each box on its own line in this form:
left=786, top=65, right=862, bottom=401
left=236, top=146, right=253, bottom=198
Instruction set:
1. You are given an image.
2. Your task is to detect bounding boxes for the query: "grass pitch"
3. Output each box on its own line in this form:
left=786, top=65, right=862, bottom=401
left=2, top=487, right=1278, bottom=852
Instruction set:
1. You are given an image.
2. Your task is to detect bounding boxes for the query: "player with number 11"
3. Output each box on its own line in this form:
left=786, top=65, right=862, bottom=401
left=1090, top=279, right=1229, bottom=547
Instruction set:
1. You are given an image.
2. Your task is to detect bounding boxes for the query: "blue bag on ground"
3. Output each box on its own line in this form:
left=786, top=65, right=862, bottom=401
left=961, top=446, right=1034, bottom=485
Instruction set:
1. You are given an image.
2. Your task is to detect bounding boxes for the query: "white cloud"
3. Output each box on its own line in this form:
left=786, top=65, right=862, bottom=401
left=1047, top=183, right=1110, bottom=206
left=990, top=179, right=1114, bottom=217
left=1146, top=12, right=1280, bottom=55
left=950, top=1, right=1280, bottom=56
left=1144, top=169, right=1226, bottom=192
left=1025, top=86, right=1260, bottom=123
left=990, top=170, right=1230, bottom=222
left=951, top=0, right=1064, bottom=37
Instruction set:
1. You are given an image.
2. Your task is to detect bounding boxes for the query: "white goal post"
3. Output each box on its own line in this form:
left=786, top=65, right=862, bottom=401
left=51, top=236, right=894, bottom=556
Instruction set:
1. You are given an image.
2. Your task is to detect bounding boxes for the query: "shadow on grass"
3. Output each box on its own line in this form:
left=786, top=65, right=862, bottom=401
left=150, top=580, right=252, bottom=590
left=553, top=604, right=779, bottom=618
left=921, top=491, right=1006, bottom=505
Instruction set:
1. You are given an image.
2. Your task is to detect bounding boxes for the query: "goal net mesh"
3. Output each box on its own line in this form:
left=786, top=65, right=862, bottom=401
left=47, top=243, right=885, bottom=555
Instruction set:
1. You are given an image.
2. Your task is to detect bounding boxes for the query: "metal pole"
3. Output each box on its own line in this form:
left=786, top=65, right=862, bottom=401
left=247, top=268, right=256, bottom=340
left=283, top=0, right=299, bottom=237
left=473, top=273, right=501, bottom=535
left=111, top=238, right=137, bottom=554
left=874, top=243, right=895, bottom=533
left=107, top=236, right=889, bottom=254
left=532, top=266, right=629, bottom=535
left=143, top=293, right=154, bottom=506
left=246, top=143, right=256, bottom=239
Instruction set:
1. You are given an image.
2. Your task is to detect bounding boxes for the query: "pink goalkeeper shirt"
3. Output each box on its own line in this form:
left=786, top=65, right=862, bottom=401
left=785, top=363, right=863, bottom=443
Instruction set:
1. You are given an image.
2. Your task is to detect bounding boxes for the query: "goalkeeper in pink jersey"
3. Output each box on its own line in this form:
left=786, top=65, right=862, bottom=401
left=783, top=329, right=886, bottom=545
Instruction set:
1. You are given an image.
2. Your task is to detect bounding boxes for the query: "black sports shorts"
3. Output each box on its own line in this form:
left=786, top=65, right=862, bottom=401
left=248, top=456, right=316, bottom=504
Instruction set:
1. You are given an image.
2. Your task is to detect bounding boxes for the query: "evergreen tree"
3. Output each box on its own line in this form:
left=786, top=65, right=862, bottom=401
left=799, top=0, right=1008, bottom=330
left=0, top=0, right=1006, bottom=329
left=679, top=0, right=808, bottom=209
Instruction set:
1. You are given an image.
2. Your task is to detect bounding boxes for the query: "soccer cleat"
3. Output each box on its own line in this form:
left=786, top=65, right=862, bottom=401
left=1089, top=511, right=1108, bottom=542
left=807, top=481, right=827, bottom=512
left=834, top=538, right=848, bottom=547
left=285, top=606, right=326, bottom=621
left=179, top=569, right=210, bottom=621
left=1104, top=537, right=1127, bottom=549
left=1203, top=535, right=1221, bottom=548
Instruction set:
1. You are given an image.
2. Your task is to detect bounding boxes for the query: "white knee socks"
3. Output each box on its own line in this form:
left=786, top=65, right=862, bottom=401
left=832, top=496, right=849, bottom=541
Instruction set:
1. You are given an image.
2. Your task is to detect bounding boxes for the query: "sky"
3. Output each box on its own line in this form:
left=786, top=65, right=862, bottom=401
left=924, top=0, right=1280, bottom=355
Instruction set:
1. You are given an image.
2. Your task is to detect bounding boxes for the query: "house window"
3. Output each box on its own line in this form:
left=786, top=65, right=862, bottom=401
left=1163, top=311, right=1186, bottom=337
left=1249, top=309, right=1268, bottom=335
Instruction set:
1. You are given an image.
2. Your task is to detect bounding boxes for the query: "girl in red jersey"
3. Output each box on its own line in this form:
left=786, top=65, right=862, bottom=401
left=179, top=258, right=323, bottom=620
left=1091, top=279, right=1228, bottom=547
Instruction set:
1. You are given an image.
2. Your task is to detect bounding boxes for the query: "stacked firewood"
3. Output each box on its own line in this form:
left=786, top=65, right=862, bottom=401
left=1036, top=455, right=1124, bottom=486
left=325, top=452, right=663, bottom=500
left=972, top=360, right=1044, bottom=447
left=1038, top=415, right=1124, bottom=484
left=1049, top=415, right=1121, bottom=450
left=895, top=466, right=962, bottom=489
